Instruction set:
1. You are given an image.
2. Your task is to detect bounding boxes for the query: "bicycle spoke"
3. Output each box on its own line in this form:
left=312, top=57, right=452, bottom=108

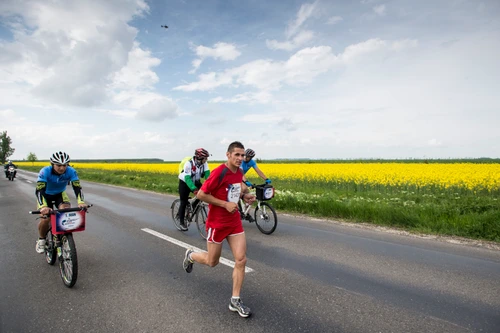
left=254, top=201, right=278, bottom=235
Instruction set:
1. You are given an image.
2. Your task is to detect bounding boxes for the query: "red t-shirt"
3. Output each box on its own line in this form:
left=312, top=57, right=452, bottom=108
left=201, top=163, right=244, bottom=228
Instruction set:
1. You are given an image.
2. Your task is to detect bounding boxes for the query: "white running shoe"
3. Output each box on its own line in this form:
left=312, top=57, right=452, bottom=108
left=36, top=239, right=46, bottom=254
left=229, top=298, right=252, bottom=318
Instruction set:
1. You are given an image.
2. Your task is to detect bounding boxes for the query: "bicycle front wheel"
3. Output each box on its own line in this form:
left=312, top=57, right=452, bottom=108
left=45, top=231, right=56, bottom=265
left=195, top=204, right=208, bottom=239
left=253, top=202, right=278, bottom=235
left=171, top=199, right=183, bottom=231
left=59, top=233, right=78, bottom=288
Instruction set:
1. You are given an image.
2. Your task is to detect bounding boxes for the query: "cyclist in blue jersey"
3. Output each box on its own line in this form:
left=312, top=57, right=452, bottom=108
left=241, top=149, right=271, bottom=187
left=239, top=149, right=271, bottom=222
left=34, top=151, right=87, bottom=254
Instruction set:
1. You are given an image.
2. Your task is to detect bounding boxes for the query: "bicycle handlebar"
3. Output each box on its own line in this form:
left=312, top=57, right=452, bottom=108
left=29, top=204, right=93, bottom=215
left=250, top=183, right=271, bottom=189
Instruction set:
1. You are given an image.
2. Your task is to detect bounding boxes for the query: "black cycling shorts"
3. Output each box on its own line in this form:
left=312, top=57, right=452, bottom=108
left=42, top=192, right=71, bottom=209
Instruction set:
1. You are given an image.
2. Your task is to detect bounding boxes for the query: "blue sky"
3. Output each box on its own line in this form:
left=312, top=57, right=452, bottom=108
left=1, top=0, right=499, bottom=161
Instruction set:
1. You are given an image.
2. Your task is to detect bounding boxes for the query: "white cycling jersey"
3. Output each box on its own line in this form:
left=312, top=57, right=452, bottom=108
left=178, top=158, right=209, bottom=182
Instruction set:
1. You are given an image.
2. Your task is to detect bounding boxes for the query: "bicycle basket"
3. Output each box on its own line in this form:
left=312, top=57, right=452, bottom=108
left=51, top=211, right=86, bottom=234
left=255, top=184, right=275, bottom=201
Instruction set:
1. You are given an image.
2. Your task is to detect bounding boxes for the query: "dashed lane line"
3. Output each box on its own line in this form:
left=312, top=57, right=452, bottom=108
left=141, top=228, right=255, bottom=273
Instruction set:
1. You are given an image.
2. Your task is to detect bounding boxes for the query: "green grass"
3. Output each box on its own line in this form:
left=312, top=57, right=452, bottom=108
left=20, top=166, right=500, bottom=242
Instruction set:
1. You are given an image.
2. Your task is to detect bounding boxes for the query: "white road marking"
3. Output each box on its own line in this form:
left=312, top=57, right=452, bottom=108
left=142, top=228, right=255, bottom=273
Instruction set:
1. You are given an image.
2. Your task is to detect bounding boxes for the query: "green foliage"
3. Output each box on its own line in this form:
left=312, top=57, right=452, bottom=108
left=18, top=165, right=500, bottom=242
left=71, top=158, right=165, bottom=163
left=0, top=131, right=15, bottom=164
left=254, top=158, right=500, bottom=164
left=27, top=152, right=38, bottom=165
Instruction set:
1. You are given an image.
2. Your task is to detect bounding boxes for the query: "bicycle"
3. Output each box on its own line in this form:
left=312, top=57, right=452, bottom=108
left=29, top=204, right=93, bottom=288
left=171, top=197, right=209, bottom=239
left=239, top=183, right=278, bottom=235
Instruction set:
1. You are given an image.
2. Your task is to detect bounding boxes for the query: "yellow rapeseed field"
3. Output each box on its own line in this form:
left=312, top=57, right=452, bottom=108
left=16, top=162, right=500, bottom=192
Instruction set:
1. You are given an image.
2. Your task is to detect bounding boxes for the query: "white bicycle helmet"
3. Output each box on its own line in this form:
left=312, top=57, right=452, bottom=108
left=50, top=151, right=70, bottom=165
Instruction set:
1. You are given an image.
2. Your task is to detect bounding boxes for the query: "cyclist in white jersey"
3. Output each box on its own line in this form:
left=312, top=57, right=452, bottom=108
left=177, top=148, right=210, bottom=231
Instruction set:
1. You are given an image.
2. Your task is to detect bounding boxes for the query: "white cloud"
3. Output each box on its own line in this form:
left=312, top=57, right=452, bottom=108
left=194, top=42, right=241, bottom=61
left=267, top=2, right=318, bottom=51
left=2, top=0, right=499, bottom=160
left=209, top=91, right=273, bottom=104
left=0, top=0, right=176, bottom=117
left=266, top=30, right=315, bottom=51
left=278, top=118, right=298, bottom=132
left=341, top=38, right=417, bottom=62
left=136, top=98, right=178, bottom=121
left=112, top=91, right=165, bottom=109
left=174, top=71, right=235, bottom=92
left=190, top=59, right=203, bottom=74
left=175, top=38, right=417, bottom=93
left=76, top=128, right=176, bottom=158
left=110, top=42, right=161, bottom=90
left=96, top=109, right=136, bottom=119
left=241, top=113, right=283, bottom=123
left=428, top=139, right=443, bottom=146
left=286, top=1, right=318, bottom=39
left=326, top=16, right=343, bottom=25
left=258, top=33, right=500, bottom=158
left=373, top=4, right=386, bottom=16
left=0, top=109, right=15, bottom=117
left=0, top=1, right=143, bottom=106
left=189, top=42, right=241, bottom=73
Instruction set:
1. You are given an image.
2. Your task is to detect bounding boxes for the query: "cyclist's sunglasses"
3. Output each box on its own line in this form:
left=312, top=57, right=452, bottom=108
left=54, top=163, right=68, bottom=167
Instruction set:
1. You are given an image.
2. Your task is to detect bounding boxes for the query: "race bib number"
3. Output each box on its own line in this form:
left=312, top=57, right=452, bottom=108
left=227, top=183, right=241, bottom=203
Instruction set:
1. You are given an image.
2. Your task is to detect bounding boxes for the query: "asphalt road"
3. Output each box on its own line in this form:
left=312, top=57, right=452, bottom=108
left=1, top=170, right=499, bottom=333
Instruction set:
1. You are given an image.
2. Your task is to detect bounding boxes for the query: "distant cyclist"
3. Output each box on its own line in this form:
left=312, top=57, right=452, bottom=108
left=35, top=152, right=87, bottom=254
left=240, top=148, right=271, bottom=187
left=177, top=148, right=210, bottom=231
left=4, top=160, right=17, bottom=178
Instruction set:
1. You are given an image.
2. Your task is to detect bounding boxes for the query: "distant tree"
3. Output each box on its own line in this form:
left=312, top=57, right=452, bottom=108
left=27, top=152, right=38, bottom=165
left=0, top=131, right=15, bottom=164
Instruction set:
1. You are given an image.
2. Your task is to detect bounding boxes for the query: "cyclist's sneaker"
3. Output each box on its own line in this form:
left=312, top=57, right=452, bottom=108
left=183, top=249, right=194, bottom=273
left=35, top=238, right=46, bottom=254
left=245, top=214, right=255, bottom=223
left=179, top=222, right=188, bottom=231
left=229, top=298, right=252, bottom=318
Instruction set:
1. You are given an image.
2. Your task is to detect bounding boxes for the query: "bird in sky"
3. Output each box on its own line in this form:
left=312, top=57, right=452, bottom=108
left=161, top=25, right=168, bottom=29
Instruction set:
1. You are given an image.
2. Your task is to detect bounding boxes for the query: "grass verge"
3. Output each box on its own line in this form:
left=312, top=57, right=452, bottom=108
left=20, top=167, right=499, bottom=242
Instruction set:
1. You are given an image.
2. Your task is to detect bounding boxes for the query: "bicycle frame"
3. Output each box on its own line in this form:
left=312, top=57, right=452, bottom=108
left=239, top=198, right=262, bottom=216
left=238, top=184, right=278, bottom=235
left=171, top=197, right=208, bottom=239
left=29, top=205, right=92, bottom=288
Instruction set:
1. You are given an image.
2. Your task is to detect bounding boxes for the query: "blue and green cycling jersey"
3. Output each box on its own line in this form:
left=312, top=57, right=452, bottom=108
left=36, top=165, right=84, bottom=207
left=37, top=166, right=79, bottom=194
left=240, top=159, right=257, bottom=175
